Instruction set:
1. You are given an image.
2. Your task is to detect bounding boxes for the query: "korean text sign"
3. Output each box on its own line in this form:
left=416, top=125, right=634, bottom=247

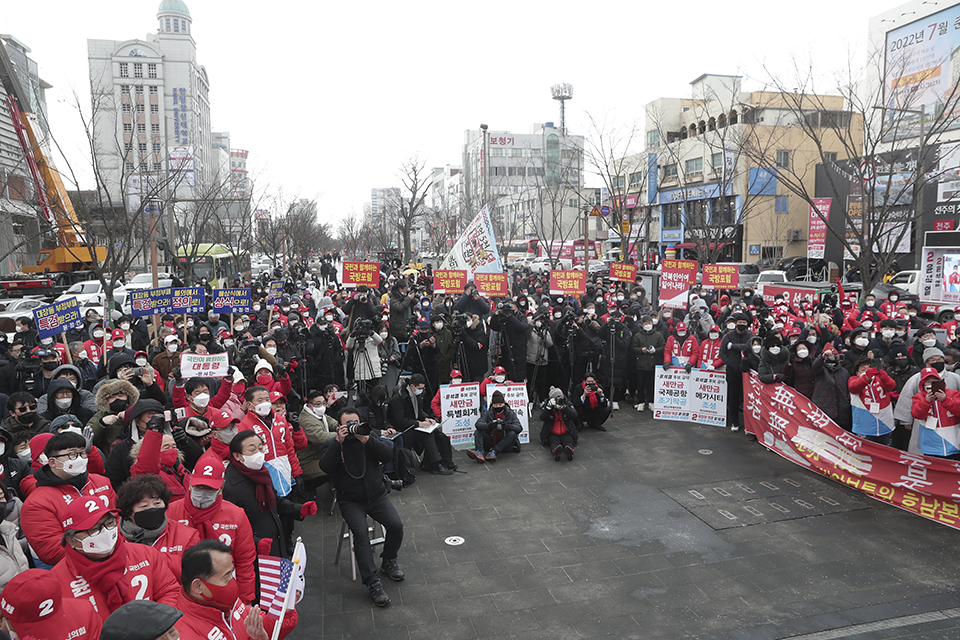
left=266, top=281, right=285, bottom=305
left=486, top=384, right=530, bottom=444
left=701, top=264, right=739, bottom=289
left=474, top=272, right=509, bottom=297
left=34, top=298, right=83, bottom=339
left=180, top=352, right=230, bottom=379
left=549, top=270, right=586, bottom=295
left=653, top=368, right=727, bottom=426
left=439, top=383, right=481, bottom=449
left=170, top=287, right=206, bottom=314
left=342, top=262, right=379, bottom=288
left=432, top=270, right=467, bottom=295
left=608, top=262, right=637, bottom=284
left=807, top=198, right=831, bottom=259
left=211, top=288, right=252, bottom=314
left=129, top=287, right=173, bottom=318
left=659, top=259, right=698, bottom=309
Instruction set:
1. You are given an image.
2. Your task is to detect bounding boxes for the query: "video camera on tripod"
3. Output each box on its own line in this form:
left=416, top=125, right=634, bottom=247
left=449, top=311, right=468, bottom=337
left=235, top=338, right=262, bottom=379
left=351, top=318, right=374, bottom=341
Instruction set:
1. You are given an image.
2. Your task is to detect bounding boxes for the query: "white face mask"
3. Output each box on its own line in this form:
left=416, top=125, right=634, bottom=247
left=534, top=322, right=542, bottom=329
left=881, top=329, right=895, bottom=338
left=769, top=346, right=781, bottom=355
left=193, top=393, right=210, bottom=408
left=451, top=378, right=462, bottom=384
left=135, top=358, right=147, bottom=367
left=434, top=323, right=444, bottom=331
left=855, top=337, right=869, bottom=347
left=186, top=321, right=195, bottom=328
left=325, top=314, right=334, bottom=322
left=17, top=449, right=31, bottom=463
left=890, top=296, right=898, bottom=302
left=190, top=486, right=219, bottom=510
left=752, top=345, right=762, bottom=354
left=78, top=350, right=89, bottom=360
left=113, top=340, right=125, bottom=349
left=807, top=335, right=817, bottom=344
left=866, top=301, right=875, bottom=307
left=15, top=326, right=25, bottom=333
left=796, top=348, right=809, bottom=358
left=254, top=401, right=272, bottom=417
left=727, top=324, right=735, bottom=331
left=494, top=375, right=505, bottom=383
left=306, top=404, right=326, bottom=418
left=652, top=317, right=659, bottom=325
left=413, top=387, right=424, bottom=396
left=380, top=332, right=388, bottom=339
left=676, top=332, right=686, bottom=338
left=59, top=455, right=88, bottom=477
left=79, top=522, right=118, bottom=555
left=709, top=332, right=719, bottom=340
left=93, top=330, right=104, bottom=339
left=265, top=347, right=278, bottom=356
left=923, top=338, right=937, bottom=347
left=896, top=330, right=906, bottom=337
left=242, top=451, right=265, bottom=470
left=55, top=397, right=73, bottom=410
left=121, top=323, right=130, bottom=331
left=216, top=425, right=238, bottom=444
left=253, top=305, right=262, bottom=312
left=224, top=340, right=234, bottom=348
left=234, top=326, right=244, bottom=333
left=41, top=338, right=53, bottom=346
left=167, top=343, right=178, bottom=353
left=862, top=321, right=873, bottom=329
left=642, top=325, right=653, bottom=332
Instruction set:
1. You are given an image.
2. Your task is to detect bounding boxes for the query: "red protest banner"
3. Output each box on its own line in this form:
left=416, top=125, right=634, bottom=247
left=608, top=262, right=637, bottom=283
left=342, top=262, right=380, bottom=288
left=432, top=270, right=468, bottom=294
left=702, top=264, right=739, bottom=289
left=549, top=270, right=586, bottom=295
left=761, top=284, right=820, bottom=307
left=474, top=272, right=509, bottom=297
left=658, top=259, right=698, bottom=309
left=743, top=372, right=960, bottom=532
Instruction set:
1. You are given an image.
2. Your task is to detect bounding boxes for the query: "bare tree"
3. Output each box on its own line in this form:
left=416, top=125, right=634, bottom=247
left=396, top=156, right=431, bottom=262
left=337, top=210, right=363, bottom=259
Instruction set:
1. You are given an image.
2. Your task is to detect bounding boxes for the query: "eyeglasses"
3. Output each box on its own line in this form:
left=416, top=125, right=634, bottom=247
left=52, top=450, right=88, bottom=461
left=15, top=404, right=37, bottom=413
left=76, top=515, right=117, bottom=539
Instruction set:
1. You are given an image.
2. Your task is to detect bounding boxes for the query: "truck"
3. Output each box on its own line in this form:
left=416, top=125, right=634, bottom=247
left=916, top=230, right=960, bottom=322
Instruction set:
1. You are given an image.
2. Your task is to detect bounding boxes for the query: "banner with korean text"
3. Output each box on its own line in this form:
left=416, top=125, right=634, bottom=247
left=180, top=352, right=230, bottom=378
left=439, top=383, right=481, bottom=449
left=266, top=281, right=285, bottom=305
left=432, top=270, right=467, bottom=295
left=743, top=372, right=960, bottom=531
left=33, top=298, right=83, bottom=340
left=486, top=384, right=530, bottom=444
left=659, top=259, right=698, bottom=309
left=439, top=205, right=504, bottom=277
left=549, top=270, right=586, bottom=296
left=608, top=262, right=638, bottom=284
left=653, top=368, right=727, bottom=426
left=211, top=288, right=252, bottom=314
left=808, top=198, right=831, bottom=259
left=701, top=264, right=739, bottom=289
left=342, top=262, right=380, bottom=288
left=171, top=287, right=206, bottom=314
left=474, top=272, right=509, bottom=297
left=129, top=287, right=174, bottom=318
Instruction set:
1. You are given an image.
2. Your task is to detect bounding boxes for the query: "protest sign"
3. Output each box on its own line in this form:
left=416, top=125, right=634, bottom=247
left=474, top=272, right=509, bottom=297
left=608, top=262, right=638, bottom=284
left=440, top=205, right=504, bottom=277
left=653, top=368, right=727, bottom=426
left=266, top=281, right=285, bottom=305
left=486, top=384, right=530, bottom=444
left=701, top=264, right=739, bottom=289
left=129, top=287, right=173, bottom=318
left=33, top=298, right=83, bottom=340
left=171, top=287, right=206, bottom=314
left=807, top=198, right=831, bottom=259
left=211, top=288, right=253, bottom=314
left=743, top=372, right=960, bottom=532
left=342, top=262, right=380, bottom=288
left=659, top=259, right=698, bottom=309
left=760, top=284, right=823, bottom=307
left=549, top=270, right=586, bottom=296
left=439, top=383, right=481, bottom=449
left=179, top=352, right=230, bottom=378
left=432, top=270, right=468, bottom=295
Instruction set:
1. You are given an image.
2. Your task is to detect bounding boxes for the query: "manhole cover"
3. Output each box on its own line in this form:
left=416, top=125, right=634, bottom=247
left=698, top=449, right=713, bottom=455
left=444, top=536, right=465, bottom=546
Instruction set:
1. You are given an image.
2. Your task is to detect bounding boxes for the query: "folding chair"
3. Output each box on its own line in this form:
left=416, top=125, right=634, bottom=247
left=334, top=517, right=386, bottom=581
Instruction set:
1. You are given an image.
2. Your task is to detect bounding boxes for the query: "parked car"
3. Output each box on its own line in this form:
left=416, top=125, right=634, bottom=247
left=755, top=257, right=780, bottom=271
left=56, top=280, right=129, bottom=313
left=125, top=272, right=182, bottom=291
left=0, top=297, right=47, bottom=338
left=755, top=270, right=788, bottom=298
left=887, top=270, right=920, bottom=296
left=775, top=257, right=829, bottom=282
left=528, top=257, right=553, bottom=274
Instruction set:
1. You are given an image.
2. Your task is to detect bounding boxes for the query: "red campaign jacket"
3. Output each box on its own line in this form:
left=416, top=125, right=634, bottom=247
left=51, top=542, right=179, bottom=620
left=944, top=319, right=960, bottom=345
left=148, top=517, right=201, bottom=581
left=238, top=412, right=303, bottom=478
left=131, top=429, right=189, bottom=500
left=880, top=300, right=906, bottom=317
left=172, top=377, right=236, bottom=414
left=21, top=472, right=116, bottom=566
left=83, top=339, right=104, bottom=365
left=692, top=337, right=724, bottom=370
left=664, top=335, right=698, bottom=365
left=174, top=590, right=297, bottom=640
left=167, top=497, right=258, bottom=604
left=20, top=447, right=105, bottom=498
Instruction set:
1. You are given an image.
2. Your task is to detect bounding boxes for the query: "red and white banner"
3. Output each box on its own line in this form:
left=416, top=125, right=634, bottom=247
left=342, top=262, right=380, bottom=288
left=743, top=372, right=960, bottom=531
left=474, top=272, right=509, bottom=297
left=761, top=284, right=821, bottom=307
left=659, top=259, right=698, bottom=309
left=549, top=270, right=586, bottom=296
left=807, top=198, right=831, bottom=259
left=608, top=262, right=637, bottom=283
left=701, top=264, right=739, bottom=289
left=432, top=270, right=468, bottom=294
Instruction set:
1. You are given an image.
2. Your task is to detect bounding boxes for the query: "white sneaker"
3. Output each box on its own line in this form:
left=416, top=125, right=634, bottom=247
left=613, top=402, right=620, bottom=411
left=730, top=424, right=740, bottom=432
left=634, top=404, right=643, bottom=411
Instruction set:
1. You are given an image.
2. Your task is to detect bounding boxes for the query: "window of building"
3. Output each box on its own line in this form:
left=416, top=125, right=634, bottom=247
left=663, top=202, right=682, bottom=229
left=135, top=85, right=143, bottom=95
left=125, top=162, right=135, bottom=172
left=138, top=142, right=147, bottom=154
left=124, top=142, right=132, bottom=152
left=712, top=153, right=723, bottom=170
left=664, top=163, right=678, bottom=178
left=122, top=103, right=132, bottom=113
left=123, top=123, right=132, bottom=133
left=568, top=198, right=579, bottom=208
left=776, top=150, right=790, bottom=169
left=136, top=104, right=144, bottom=113
left=613, top=175, right=625, bottom=189
left=528, top=148, right=542, bottom=157
left=150, top=104, right=159, bottom=114
left=148, top=64, right=157, bottom=78
left=761, top=245, right=784, bottom=260
left=139, top=162, right=148, bottom=171
left=823, top=151, right=837, bottom=164
left=133, top=63, right=143, bottom=79
left=510, top=148, right=523, bottom=157
left=490, top=148, right=505, bottom=157
left=119, top=63, right=129, bottom=78
left=508, top=166, right=525, bottom=176
left=173, top=18, right=180, bottom=33
left=528, top=167, right=545, bottom=176
left=137, top=124, right=146, bottom=133
left=775, top=195, right=789, bottom=213
left=121, top=85, right=130, bottom=95
left=629, top=171, right=643, bottom=187
left=685, top=157, right=703, bottom=176
left=491, top=166, right=507, bottom=176
left=151, top=123, right=160, bottom=134
left=646, top=129, right=660, bottom=149
left=149, top=85, right=158, bottom=94
left=154, top=162, right=163, bottom=171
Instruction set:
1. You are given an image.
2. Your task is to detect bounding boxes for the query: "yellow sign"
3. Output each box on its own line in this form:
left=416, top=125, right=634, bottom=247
left=590, top=205, right=601, bottom=217
left=620, top=220, right=630, bottom=234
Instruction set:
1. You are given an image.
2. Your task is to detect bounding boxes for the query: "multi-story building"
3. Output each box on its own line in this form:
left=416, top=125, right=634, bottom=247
left=87, top=0, right=212, bottom=205
left=461, top=123, right=586, bottom=246
left=616, top=74, right=861, bottom=264
left=230, top=149, right=250, bottom=199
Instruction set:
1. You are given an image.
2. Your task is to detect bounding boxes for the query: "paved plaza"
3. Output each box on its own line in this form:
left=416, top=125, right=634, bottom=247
left=291, top=411, right=960, bottom=640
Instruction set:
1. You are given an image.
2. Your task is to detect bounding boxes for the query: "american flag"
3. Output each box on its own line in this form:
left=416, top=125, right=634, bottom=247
left=258, top=555, right=293, bottom=617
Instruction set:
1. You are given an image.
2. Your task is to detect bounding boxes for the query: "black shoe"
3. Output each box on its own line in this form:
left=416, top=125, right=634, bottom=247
left=429, top=464, right=454, bottom=475
left=552, top=446, right=562, bottom=461
left=564, top=445, right=575, bottom=461
left=593, top=424, right=607, bottom=431
left=381, top=558, right=405, bottom=581
left=368, top=579, right=391, bottom=607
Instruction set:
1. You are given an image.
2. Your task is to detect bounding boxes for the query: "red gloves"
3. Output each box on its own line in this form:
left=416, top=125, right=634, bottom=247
left=257, top=538, right=272, bottom=556
left=287, top=360, right=299, bottom=372
left=300, top=501, right=318, bottom=518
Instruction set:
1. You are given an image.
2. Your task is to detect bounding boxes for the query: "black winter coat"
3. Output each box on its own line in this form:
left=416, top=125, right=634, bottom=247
left=758, top=348, right=789, bottom=384
left=811, top=357, right=852, bottom=430
left=599, top=319, right=632, bottom=389
left=223, top=462, right=302, bottom=558
left=783, top=355, right=815, bottom=399
left=538, top=405, right=579, bottom=446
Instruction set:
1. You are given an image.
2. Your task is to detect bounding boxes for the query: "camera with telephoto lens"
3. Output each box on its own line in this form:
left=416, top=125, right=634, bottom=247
left=352, top=318, right=374, bottom=340
left=586, top=382, right=598, bottom=392
left=344, top=419, right=372, bottom=436
left=236, top=338, right=262, bottom=378
left=384, top=475, right=403, bottom=493
left=449, top=311, right=467, bottom=336
left=492, top=418, right=504, bottom=432
left=16, top=350, right=42, bottom=375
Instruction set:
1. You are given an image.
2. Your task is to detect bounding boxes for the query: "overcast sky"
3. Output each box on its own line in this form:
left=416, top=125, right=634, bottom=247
left=1, top=0, right=902, bottom=230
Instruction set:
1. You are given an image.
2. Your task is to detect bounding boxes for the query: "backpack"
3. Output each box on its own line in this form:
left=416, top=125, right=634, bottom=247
left=388, top=446, right=417, bottom=487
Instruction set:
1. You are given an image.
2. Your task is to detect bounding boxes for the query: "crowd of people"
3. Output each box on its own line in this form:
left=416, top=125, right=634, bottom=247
left=0, top=251, right=956, bottom=627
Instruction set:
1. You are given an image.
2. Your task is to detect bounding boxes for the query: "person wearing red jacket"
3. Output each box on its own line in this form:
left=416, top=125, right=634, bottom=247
left=130, top=423, right=191, bottom=500
left=117, top=473, right=200, bottom=581
left=0, top=569, right=102, bottom=640
left=83, top=323, right=106, bottom=365
left=167, top=453, right=258, bottom=605
left=879, top=292, right=907, bottom=318
left=664, top=322, right=699, bottom=371
left=431, top=369, right=465, bottom=417
left=175, top=540, right=297, bottom=640
left=252, top=360, right=293, bottom=398
left=51, top=497, right=179, bottom=620
left=693, top=325, right=724, bottom=371
left=238, top=387, right=302, bottom=497
left=173, top=375, right=238, bottom=418
left=848, top=357, right=897, bottom=445
left=21, top=431, right=116, bottom=567
left=479, top=366, right=512, bottom=405
left=942, top=305, right=960, bottom=345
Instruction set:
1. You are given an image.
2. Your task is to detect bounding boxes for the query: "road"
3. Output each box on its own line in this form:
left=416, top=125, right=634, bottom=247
left=288, top=409, right=960, bottom=640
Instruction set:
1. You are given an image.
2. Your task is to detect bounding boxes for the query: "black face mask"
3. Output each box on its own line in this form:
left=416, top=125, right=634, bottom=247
left=199, top=334, right=211, bottom=342
left=109, top=398, right=129, bottom=414
left=42, top=361, right=58, bottom=371
left=932, top=361, right=946, bottom=373
left=132, top=507, right=166, bottom=531
left=16, top=411, right=35, bottom=425
left=895, top=358, right=909, bottom=369
left=736, top=325, right=747, bottom=332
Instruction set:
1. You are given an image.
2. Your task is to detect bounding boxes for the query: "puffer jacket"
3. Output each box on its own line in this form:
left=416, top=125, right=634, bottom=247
left=758, top=348, right=790, bottom=384
left=35, top=365, right=98, bottom=415
left=0, top=519, right=28, bottom=589
left=630, top=328, right=665, bottom=372
left=297, top=405, right=337, bottom=480
left=811, top=357, right=852, bottom=431
left=88, top=379, right=140, bottom=454
left=783, top=354, right=815, bottom=399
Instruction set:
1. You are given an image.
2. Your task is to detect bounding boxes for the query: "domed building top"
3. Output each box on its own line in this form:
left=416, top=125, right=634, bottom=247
left=157, top=0, right=190, bottom=18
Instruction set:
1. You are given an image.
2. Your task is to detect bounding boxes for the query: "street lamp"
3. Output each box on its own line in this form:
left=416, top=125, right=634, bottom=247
left=479, top=124, right=489, bottom=211
left=872, top=104, right=926, bottom=267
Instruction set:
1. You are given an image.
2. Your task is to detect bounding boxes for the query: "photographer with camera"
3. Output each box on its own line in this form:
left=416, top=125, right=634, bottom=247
left=526, top=313, right=554, bottom=405
left=573, top=374, right=612, bottom=431
left=305, top=317, right=346, bottom=392
left=489, top=300, right=530, bottom=384
left=320, top=408, right=404, bottom=607
left=539, top=387, right=579, bottom=462
left=468, top=390, right=521, bottom=463
left=104, top=398, right=166, bottom=490
left=420, top=312, right=454, bottom=391
left=346, top=317, right=383, bottom=393
left=453, top=282, right=491, bottom=319
left=343, top=286, right=380, bottom=333
left=388, top=280, right=417, bottom=343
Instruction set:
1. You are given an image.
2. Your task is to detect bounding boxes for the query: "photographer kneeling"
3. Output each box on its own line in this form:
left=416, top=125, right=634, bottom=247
left=319, top=407, right=404, bottom=608
left=572, top=373, right=611, bottom=432
left=539, top=387, right=579, bottom=462
left=468, top=390, right=521, bottom=463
